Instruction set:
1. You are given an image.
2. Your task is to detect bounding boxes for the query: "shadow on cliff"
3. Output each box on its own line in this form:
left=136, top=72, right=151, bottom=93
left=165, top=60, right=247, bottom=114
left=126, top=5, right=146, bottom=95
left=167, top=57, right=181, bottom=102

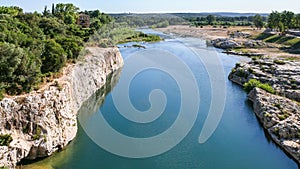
left=17, top=68, right=122, bottom=168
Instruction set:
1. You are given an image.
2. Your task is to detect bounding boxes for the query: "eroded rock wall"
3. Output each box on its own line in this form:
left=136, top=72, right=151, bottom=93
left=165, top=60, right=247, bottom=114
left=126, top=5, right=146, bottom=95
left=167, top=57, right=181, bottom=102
left=0, top=47, right=123, bottom=168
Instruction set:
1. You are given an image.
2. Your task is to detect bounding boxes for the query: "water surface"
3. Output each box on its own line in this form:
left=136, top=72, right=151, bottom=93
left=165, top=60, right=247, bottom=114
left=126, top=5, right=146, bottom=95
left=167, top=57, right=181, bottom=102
left=23, top=31, right=298, bottom=169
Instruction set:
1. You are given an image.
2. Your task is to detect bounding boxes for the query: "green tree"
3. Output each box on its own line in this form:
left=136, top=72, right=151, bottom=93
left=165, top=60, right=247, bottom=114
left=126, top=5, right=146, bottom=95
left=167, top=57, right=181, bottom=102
left=268, top=11, right=281, bottom=31
left=253, top=14, right=264, bottom=29
left=0, top=42, right=41, bottom=94
left=53, top=3, right=79, bottom=24
left=0, top=6, right=23, bottom=16
left=41, top=39, right=67, bottom=73
left=55, top=36, right=83, bottom=60
left=42, top=6, right=50, bottom=17
left=281, top=10, right=294, bottom=30
left=294, top=14, right=300, bottom=29
left=206, top=15, right=216, bottom=25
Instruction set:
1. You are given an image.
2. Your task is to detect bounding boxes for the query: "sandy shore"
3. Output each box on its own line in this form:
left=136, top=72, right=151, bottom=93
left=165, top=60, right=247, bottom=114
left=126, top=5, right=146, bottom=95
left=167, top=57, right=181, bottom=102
left=156, top=25, right=300, bottom=59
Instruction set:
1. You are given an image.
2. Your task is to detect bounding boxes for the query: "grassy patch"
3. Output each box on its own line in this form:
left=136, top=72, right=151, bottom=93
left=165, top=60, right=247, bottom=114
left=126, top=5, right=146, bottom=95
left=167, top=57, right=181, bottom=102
left=256, top=33, right=300, bottom=48
left=118, top=32, right=161, bottom=44
left=244, top=79, right=275, bottom=94
left=273, top=60, right=286, bottom=65
left=255, top=33, right=274, bottom=40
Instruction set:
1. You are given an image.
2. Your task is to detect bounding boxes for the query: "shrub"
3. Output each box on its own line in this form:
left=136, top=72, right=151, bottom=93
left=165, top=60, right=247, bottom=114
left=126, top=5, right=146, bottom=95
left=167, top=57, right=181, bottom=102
left=32, top=126, right=42, bottom=140
left=258, top=83, right=275, bottom=94
left=244, top=79, right=275, bottom=94
left=274, top=60, right=286, bottom=65
left=236, top=69, right=248, bottom=78
left=0, top=134, right=13, bottom=146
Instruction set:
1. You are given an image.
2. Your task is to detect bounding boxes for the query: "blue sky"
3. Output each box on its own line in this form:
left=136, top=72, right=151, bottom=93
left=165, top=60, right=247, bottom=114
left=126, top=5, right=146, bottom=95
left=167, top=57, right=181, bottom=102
left=1, top=0, right=300, bottom=13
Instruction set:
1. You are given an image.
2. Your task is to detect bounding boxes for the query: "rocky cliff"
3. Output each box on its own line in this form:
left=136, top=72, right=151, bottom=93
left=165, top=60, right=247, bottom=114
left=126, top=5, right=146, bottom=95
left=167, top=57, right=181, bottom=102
left=248, top=88, right=300, bottom=163
left=229, top=58, right=300, bottom=164
left=0, top=47, right=124, bottom=168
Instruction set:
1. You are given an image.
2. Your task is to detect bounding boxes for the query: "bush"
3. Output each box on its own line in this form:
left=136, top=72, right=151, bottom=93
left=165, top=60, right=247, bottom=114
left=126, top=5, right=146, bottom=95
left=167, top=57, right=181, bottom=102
left=236, top=69, right=248, bottom=78
left=41, top=39, right=67, bottom=73
left=32, top=126, right=42, bottom=140
left=244, top=79, right=275, bottom=94
left=0, top=134, right=13, bottom=146
left=274, top=60, right=286, bottom=65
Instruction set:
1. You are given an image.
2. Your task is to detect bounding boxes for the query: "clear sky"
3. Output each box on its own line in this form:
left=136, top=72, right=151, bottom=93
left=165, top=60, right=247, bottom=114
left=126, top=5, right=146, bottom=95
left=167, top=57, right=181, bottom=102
left=1, top=0, right=300, bottom=13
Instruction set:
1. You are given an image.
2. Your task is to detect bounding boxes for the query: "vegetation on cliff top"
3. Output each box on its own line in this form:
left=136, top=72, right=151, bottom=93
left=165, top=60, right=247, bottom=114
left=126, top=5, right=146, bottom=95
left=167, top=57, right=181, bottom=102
left=0, top=4, right=112, bottom=97
left=244, top=79, right=275, bottom=94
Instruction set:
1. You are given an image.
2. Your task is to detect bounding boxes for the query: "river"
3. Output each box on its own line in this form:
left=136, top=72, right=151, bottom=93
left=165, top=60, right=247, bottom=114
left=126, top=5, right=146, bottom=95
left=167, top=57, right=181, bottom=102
left=22, top=30, right=298, bottom=169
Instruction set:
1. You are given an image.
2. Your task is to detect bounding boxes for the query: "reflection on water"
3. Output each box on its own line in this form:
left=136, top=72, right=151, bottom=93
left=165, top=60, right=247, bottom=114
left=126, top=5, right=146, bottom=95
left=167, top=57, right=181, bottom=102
left=19, top=68, right=122, bottom=169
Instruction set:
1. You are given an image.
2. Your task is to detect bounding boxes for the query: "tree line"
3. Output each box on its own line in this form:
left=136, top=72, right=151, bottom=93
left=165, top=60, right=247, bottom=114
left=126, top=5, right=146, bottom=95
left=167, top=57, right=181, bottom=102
left=0, top=4, right=112, bottom=98
left=188, top=11, right=300, bottom=31
left=189, top=15, right=268, bottom=27
left=267, top=10, right=300, bottom=32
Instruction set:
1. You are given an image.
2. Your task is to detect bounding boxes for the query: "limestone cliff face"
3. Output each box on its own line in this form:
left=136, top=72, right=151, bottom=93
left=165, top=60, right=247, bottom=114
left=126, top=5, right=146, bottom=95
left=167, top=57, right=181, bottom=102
left=229, top=58, right=300, bottom=164
left=0, top=47, right=123, bottom=168
left=248, top=88, right=300, bottom=163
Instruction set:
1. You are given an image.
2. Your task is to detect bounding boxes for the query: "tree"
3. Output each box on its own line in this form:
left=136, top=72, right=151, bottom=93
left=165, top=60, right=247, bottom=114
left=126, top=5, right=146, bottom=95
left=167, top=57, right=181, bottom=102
left=206, top=15, right=216, bottom=25
left=42, top=6, right=50, bottom=17
left=41, top=39, right=67, bottom=73
left=0, top=6, right=23, bottom=16
left=253, top=14, right=264, bottom=29
left=294, top=14, right=300, bottom=29
left=281, top=10, right=294, bottom=30
left=268, top=11, right=281, bottom=31
left=0, top=42, right=41, bottom=94
left=53, top=3, right=79, bottom=24
left=55, top=36, right=83, bottom=60
left=51, top=3, right=55, bottom=15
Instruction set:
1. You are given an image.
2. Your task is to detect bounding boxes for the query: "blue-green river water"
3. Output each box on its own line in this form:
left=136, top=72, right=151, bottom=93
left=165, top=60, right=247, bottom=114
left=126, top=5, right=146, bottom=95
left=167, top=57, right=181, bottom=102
left=24, top=31, right=298, bottom=169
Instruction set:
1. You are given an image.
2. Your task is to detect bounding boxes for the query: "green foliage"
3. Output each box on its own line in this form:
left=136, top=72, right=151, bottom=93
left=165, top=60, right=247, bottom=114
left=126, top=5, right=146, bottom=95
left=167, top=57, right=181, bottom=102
left=0, top=6, right=23, bottom=16
left=33, top=126, right=42, bottom=140
left=41, top=39, right=67, bottom=73
left=253, top=14, right=264, bottom=29
left=88, top=23, right=161, bottom=47
left=84, top=10, right=113, bottom=31
left=278, top=113, right=289, bottom=120
left=189, top=15, right=266, bottom=27
left=0, top=4, right=113, bottom=96
left=112, top=14, right=185, bottom=28
left=244, top=79, right=275, bottom=94
left=256, top=32, right=300, bottom=49
left=267, top=10, right=300, bottom=32
left=206, top=15, right=216, bottom=25
left=273, top=60, right=286, bottom=65
left=235, top=69, right=248, bottom=78
left=0, top=134, right=13, bottom=146
left=55, top=36, right=83, bottom=59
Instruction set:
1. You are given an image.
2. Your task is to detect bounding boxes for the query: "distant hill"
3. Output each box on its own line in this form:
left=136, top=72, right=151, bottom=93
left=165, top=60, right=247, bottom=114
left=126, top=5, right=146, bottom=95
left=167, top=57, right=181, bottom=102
left=109, top=12, right=269, bottom=18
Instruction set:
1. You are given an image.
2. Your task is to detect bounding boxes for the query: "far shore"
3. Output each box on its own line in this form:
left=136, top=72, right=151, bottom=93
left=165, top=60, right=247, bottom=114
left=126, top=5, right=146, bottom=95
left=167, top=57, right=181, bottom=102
left=156, top=25, right=300, bottom=60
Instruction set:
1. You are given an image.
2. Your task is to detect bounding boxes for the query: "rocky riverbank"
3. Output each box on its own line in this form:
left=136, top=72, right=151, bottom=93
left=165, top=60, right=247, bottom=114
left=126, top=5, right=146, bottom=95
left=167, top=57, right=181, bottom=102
left=0, top=47, right=124, bottom=168
left=157, top=25, right=300, bottom=164
left=229, top=58, right=300, bottom=163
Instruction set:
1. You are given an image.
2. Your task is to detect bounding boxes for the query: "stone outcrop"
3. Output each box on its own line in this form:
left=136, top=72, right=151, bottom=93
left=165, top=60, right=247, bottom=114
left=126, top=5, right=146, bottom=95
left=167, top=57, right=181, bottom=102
left=211, top=38, right=272, bottom=50
left=211, top=38, right=241, bottom=49
left=0, top=47, right=124, bottom=168
left=229, top=59, right=300, bottom=101
left=248, top=88, right=300, bottom=162
left=229, top=58, right=300, bottom=164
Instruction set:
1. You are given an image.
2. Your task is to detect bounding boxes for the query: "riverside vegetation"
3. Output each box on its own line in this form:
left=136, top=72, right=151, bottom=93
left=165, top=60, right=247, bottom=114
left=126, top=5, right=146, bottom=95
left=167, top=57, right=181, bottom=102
left=0, top=4, right=161, bottom=100
left=0, top=4, right=162, bottom=168
left=0, top=4, right=111, bottom=98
